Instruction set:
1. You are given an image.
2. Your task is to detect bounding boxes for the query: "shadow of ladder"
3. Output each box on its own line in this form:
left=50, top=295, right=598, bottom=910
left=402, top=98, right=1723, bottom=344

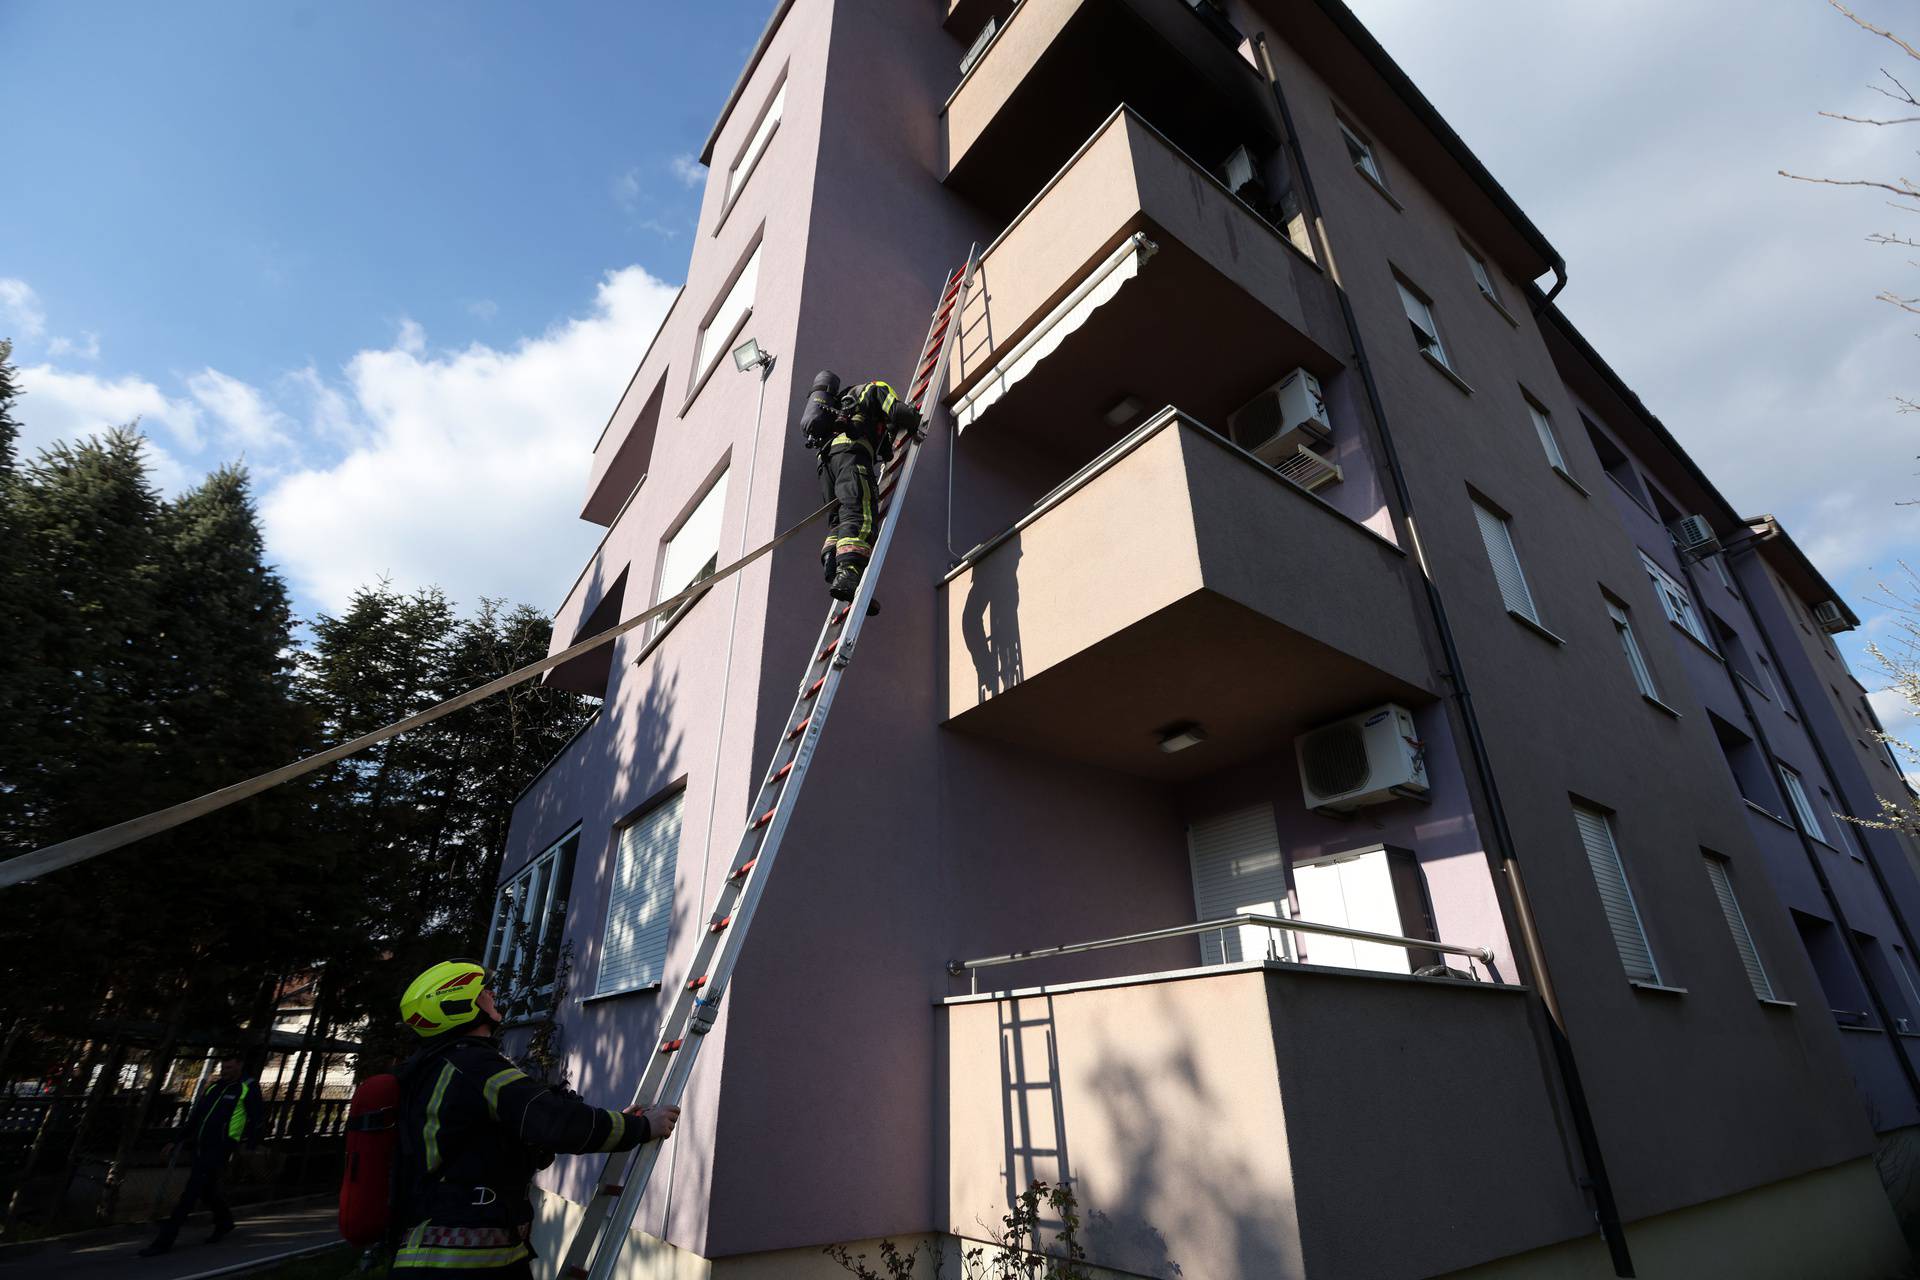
left=998, top=995, right=1073, bottom=1232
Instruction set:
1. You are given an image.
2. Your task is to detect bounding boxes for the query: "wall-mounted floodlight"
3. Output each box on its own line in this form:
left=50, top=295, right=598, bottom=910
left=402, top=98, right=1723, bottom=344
left=732, top=337, right=773, bottom=374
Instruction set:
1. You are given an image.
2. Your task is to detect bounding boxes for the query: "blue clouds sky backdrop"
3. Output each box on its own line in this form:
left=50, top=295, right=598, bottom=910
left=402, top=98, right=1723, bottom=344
left=3, top=1, right=1917, bottom=740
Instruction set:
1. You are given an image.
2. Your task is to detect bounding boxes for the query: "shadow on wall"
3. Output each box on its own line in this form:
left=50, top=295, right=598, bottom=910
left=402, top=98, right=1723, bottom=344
left=961, top=533, right=1024, bottom=700
left=978, top=993, right=1302, bottom=1280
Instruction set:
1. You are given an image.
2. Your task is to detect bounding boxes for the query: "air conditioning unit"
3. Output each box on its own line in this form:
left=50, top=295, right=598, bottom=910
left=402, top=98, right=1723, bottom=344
left=1296, top=703, right=1428, bottom=812
left=1814, top=600, right=1849, bottom=634
left=1228, top=369, right=1330, bottom=468
left=1671, top=514, right=1721, bottom=560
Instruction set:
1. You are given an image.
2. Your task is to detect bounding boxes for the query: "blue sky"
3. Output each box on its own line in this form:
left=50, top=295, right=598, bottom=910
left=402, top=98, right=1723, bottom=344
left=3, top=0, right=1917, bottom=745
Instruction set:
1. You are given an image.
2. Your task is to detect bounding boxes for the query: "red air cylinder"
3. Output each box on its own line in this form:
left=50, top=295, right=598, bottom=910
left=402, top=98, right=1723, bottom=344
left=337, top=1073, right=400, bottom=1248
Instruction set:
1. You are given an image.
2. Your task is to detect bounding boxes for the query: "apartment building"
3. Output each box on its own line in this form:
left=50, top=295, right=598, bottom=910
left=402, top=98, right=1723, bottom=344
left=487, top=1, right=1920, bottom=1275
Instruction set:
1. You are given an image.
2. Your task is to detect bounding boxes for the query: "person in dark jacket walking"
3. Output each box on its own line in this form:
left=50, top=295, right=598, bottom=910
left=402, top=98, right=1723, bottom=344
left=390, top=959, right=679, bottom=1278
left=799, top=370, right=923, bottom=604
left=138, top=1052, right=266, bottom=1256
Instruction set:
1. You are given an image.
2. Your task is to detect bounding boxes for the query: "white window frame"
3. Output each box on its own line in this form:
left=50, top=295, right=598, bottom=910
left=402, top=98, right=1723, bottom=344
left=1703, top=854, right=1774, bottom=1001
left=1338, top=117, right=1385, bottom=187
left=1464, top=243, right=1501, bottom=305
left=723, top=73, right=787, bottom=214
left=484, top=828, right=580, bottom=1019
left=693, top=243, right=761, bottom=390
left=1606, top=598, right=1660, bottom=702
left=1640, top=551, right=1711, bottom=648
left=1396, top=277, right=1452, bottom=370
left=1706, top=554, right=1737, bottom=594
left=1473, top=498, right=1541, bottom=625
left=1526, top=398, right=1569, bottom=474
left=650, top=469, right=729, bottom=639
left=596, top=791, right=685, bottom=997
left=1572, top=803, right=1661, bottom=985
left=1778, top=765, right=1826, bottom=843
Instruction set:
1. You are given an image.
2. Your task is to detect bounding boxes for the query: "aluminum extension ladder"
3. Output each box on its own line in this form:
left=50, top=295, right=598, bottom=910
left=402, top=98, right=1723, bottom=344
left=556, top=250, right=979, bottom=1280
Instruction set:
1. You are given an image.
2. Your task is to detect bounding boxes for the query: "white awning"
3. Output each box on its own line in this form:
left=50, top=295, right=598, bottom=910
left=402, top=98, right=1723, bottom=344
left=955, top=232, right=1159, bottom=433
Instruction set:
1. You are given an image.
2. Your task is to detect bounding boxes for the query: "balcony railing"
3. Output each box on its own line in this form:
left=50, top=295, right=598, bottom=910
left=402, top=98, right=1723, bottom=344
left=948, top=912, right=1495, bottom=993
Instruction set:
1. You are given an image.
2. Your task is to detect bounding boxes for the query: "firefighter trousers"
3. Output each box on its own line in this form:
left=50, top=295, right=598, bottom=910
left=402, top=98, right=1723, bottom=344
left=818, top=443, right=877, bottom=578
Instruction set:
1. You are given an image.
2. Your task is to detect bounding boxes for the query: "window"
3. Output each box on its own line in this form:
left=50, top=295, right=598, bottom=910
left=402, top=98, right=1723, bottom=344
left=1572, top=804, right=1660, bottom=984
left=1819, top=786, right=1860, bottom=859
left=1710, top=611, right=1767, bottom=696
left=1894, top=945, right=1920, bottom=1023
left=1794, top=910, right=1872, bottom=1024
left=1583, top=417, right=1649, bottom=506
left=1856, top=932, right=1914, bottom=1031
left=1778, top=765, right=1826, bottom=842
left=1338, top=117, right=1385, bottom=187
left=1711, top=711, right=1773, bottom=810
left=694, top=243, right=761, bottom=386
left=1640, top=551, right=1711, bottom=648
left=1703, top=854, right=1774, bottom=1001
left=1473, top=498, right=1541, bottom=625
left=485, top=830, right=580, bottom=1019
left=1187, top=804, right=1288, bottom=966
left=1395, top=276, right=1452, bottom=370
left=1605, top=596, right=1661, bottom=702
left=1706, top=554, right=1737, bottom=594
left=724, top=74, right=787, bottom=209
left=1464, top=243, right=1502, bottom=306
left=597, top=790, right=685, bottom=996
left=1525, top=396, right=1569, bottom=474
left=651, top=470, right=729, bottom=637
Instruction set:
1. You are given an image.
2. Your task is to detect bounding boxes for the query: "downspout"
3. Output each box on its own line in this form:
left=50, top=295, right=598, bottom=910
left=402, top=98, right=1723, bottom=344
left=1252, top=33, right=1635, bottom=1277
left=1535, top=259, right=1569, bottom=315
left=1716, top=537, right=1920, bottom=1104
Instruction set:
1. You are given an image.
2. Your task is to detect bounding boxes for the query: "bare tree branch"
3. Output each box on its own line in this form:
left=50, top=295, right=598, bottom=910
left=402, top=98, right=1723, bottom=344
left=1779, top=170, right=1920, bottom=198
left=1868, top=233, right=1920, bottom=247
left=1878, top=290, right=1920, bottom=314
left=1831, top=0, right=1920, bottom=63
left=1871, top=68, right=1919, bottom=106
left=1821, top=111, right=1920, bottom=126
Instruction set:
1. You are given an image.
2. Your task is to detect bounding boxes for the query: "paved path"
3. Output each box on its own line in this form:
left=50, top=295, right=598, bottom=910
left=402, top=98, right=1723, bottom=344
left=0, top=1198, right=345, bottom=1280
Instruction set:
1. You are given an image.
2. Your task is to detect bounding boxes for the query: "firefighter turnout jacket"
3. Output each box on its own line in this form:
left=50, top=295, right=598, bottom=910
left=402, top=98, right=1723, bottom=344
left=184, top=1076, right=265, bottom=1154
left=394, top=1036, right=647, bottom=1274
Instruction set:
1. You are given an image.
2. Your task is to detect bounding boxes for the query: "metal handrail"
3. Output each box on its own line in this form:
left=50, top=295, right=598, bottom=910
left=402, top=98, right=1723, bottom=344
left=947, top=913, right=1495, bottom=994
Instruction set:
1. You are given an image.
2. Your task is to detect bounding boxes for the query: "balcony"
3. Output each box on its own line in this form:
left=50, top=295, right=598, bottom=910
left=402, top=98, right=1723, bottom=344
left=943, top=961, right=1590, bottom=1278
left=939, top=410, right=1433, bottom=779
left=947, top=108, right=1329, bottom=461
left=944, top=0, right=1277, bottom=220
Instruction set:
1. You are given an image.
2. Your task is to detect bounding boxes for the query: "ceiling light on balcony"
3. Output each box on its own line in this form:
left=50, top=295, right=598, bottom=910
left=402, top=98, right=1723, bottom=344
left=1156, top=722, right=1208, bottom=754
left=1104, top=395, right=1147, bottom=427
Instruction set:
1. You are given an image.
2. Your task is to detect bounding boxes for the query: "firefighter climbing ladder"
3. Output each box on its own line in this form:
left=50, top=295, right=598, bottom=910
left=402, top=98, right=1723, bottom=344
left=556, top=251, right=979, bottom=1280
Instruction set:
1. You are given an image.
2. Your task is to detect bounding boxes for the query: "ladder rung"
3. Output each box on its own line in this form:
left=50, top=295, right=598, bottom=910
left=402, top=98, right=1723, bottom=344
left=773, top=761, right=793, bottom=783
left=803, top=675, right=826, bottom=699
left=834, top=604, right=851, bottom=624
left=598, top=1183, right=624, bottom=1196
left=786, top=715, right=811, bottom=741
left=753, top=806, right=775, bottom=828
left=659, top=1039, right=683, bottom=1055
left=686, top=975, right=707, bottom=991
left=568, top=1267, right=592, bottom=1278
left=729, top=858, right=756, bottom=880
left=709, top=914, right=732, bottom=933
left=817, top=639, right=839, bottom=661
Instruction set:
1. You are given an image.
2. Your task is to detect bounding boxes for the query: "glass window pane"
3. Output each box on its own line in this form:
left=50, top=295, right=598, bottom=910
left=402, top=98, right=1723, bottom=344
left=695, top=246, right=761, bottom=381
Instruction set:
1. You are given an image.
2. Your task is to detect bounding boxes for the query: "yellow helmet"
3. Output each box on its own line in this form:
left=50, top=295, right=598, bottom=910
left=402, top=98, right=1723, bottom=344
left=399, top=959, right=488, bottom=1037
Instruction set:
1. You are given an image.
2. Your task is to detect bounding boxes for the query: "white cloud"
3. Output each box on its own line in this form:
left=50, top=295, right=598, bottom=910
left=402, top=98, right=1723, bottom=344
left=47, top=331, right=100, bottom=360
left=260, top=265, right=679, bottom=614
left=395, top=317, right=427, bottom=356
left=0, top=278, right=47, bottom=343
left=467, top=299, right=499, bottom=321
left=11, top=363, right=199, bottom=490
left=186, top=367, right=291, bottom=451
left=670, top=153, right=704, bottom=189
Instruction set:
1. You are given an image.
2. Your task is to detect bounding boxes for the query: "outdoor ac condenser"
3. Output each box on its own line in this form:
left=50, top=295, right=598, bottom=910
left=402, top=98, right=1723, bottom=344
left=1671, top=514, right=1721, bottom=560
left=1296, top=703, right=1428, bottom=812
left=1227, top=369, right=1330, bottom=467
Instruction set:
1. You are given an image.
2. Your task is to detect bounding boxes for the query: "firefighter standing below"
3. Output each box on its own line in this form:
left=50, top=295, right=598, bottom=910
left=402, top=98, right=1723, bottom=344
left=138, top=1051, right=265, bottom=1256
left=800, top=370, right=923, bottom=604
left=390, top=960, right=679, bottom=1278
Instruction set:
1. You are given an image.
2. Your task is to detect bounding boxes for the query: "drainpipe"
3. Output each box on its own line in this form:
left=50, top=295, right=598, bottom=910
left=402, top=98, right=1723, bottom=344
left=1713, top=538, right=1920, bottom=1105
left=1252, top=33, right=1635, bottom=1277
left=1535, top=260, right=1569, bottom=315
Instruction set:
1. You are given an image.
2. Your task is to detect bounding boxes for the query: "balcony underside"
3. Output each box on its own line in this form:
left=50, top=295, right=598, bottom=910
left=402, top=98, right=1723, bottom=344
left=943, top=414, right=1434, bottom=781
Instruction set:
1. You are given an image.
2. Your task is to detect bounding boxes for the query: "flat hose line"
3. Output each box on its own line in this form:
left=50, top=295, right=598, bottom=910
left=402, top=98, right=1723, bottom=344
left=0, top=500, right=837, bottom=889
